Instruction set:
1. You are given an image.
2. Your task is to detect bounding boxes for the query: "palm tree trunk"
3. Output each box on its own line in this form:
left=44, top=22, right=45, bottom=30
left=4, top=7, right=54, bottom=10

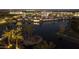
left=7, top=37, right=11, bottom=48
left=16, top=39, right=19, bottom=49
left=8, top=38, right=10, bottom=46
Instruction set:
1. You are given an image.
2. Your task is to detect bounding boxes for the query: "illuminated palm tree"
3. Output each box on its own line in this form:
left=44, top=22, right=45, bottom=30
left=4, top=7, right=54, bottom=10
left=15, top=22, right=24, bottom=49
left=2, top=31, right=13, bottom=48
left=11, top=32, right=23, bottom=49
left=3, top=28, right=23, bottom=49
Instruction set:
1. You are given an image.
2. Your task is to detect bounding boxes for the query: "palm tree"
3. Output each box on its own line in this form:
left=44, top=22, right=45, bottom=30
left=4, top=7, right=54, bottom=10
left=2, top=31, right=12, bottom=48
left=2, top=28, right=23, bottom=49
left=11, top=31, right=23, bottom=49
left=15, top=22, right=23, bottom=49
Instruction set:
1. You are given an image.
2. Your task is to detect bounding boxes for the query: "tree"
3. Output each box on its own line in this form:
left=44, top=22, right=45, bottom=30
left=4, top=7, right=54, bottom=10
left=3, top=28, right=23, bottom=49
left=11, top=31, right=23, bottom=49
